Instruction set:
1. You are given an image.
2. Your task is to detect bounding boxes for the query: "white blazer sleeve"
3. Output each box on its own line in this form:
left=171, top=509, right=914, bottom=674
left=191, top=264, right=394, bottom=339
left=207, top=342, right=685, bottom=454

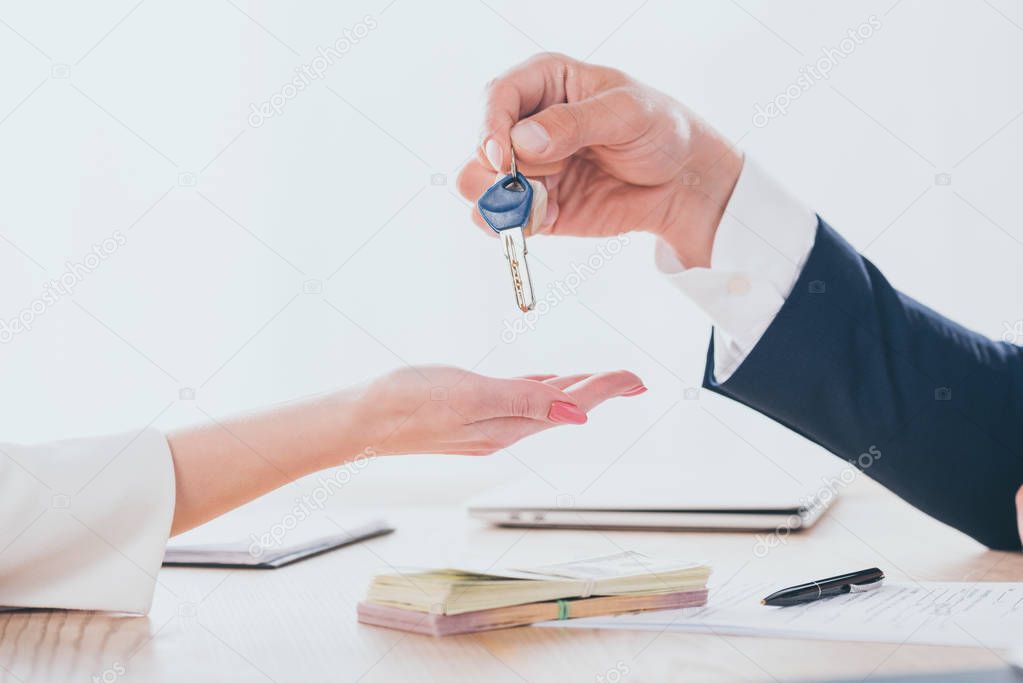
left=0, top=428, right=175, bottom=614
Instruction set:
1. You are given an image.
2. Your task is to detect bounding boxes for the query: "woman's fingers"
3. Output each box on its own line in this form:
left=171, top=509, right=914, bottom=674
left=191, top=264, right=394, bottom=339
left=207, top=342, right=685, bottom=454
left=466, top=377, right=587, bottom=424
left=467, top=371, right=644, bottom=424
left=544, top=374, right=593, bottom=390
left=461, top=370, right=646, bottom=451
left=565, top=370, right=646, bottom=411
left=512, top=374, right=594, bottom=390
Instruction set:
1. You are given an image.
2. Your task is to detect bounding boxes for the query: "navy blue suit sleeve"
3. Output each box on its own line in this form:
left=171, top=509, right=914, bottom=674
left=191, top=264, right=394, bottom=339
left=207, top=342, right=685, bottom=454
left=704, top=219, right=1023, bottom=549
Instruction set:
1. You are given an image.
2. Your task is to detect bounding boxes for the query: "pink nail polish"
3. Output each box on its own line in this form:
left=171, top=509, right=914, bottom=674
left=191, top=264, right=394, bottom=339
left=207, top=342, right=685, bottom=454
left=621, top=385, right=648, bottom=397
left=548, top=401, right=587, bottom=424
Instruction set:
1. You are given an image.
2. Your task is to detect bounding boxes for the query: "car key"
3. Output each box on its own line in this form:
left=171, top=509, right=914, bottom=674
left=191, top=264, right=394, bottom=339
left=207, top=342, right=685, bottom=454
left=477, top=150, right=536, bottom=312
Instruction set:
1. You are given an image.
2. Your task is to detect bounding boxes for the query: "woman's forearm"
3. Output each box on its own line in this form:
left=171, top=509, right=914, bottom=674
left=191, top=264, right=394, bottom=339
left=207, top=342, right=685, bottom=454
left=166, top=388, right=367, bottom=536
left=164, top=366, right=643, bottom=536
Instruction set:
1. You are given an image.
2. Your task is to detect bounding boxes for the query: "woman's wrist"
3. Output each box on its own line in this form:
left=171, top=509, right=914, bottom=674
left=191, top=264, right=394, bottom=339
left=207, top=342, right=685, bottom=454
left=658, top=130, right=744, bottom=269
left=166, top=389, right=370, bottom=535
left=296, top=385, right=378, bottom=473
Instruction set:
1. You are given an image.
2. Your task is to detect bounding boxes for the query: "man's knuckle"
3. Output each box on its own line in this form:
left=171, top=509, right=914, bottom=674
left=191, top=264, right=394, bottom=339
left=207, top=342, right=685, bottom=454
left=600, top=66, right=630, bottom=86
left=484, top=77, right=513, bottom=102
left=531, top=51, right=570, bottom=66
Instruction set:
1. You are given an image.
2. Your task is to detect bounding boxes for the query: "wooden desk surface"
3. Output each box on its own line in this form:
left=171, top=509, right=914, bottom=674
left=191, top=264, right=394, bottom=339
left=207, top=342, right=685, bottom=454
left=2, top=477, right=1021, bottom=683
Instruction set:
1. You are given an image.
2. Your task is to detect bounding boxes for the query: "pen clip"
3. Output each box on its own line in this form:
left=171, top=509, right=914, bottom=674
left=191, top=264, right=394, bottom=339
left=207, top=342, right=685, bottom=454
left=848, top=578, right=884, bottom=593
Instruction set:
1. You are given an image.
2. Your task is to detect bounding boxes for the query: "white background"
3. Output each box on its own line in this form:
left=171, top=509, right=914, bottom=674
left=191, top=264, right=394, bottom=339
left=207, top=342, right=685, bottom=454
left=2, top=0, right=1021, bottom=507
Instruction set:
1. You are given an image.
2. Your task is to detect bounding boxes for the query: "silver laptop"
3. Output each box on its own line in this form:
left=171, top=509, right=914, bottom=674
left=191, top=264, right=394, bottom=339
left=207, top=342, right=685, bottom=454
left=468, top=466, right=835, bottom=532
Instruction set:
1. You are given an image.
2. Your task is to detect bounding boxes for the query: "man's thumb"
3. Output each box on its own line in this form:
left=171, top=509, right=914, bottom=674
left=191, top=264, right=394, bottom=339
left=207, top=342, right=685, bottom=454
left=510, top=88, right=640, bottom=163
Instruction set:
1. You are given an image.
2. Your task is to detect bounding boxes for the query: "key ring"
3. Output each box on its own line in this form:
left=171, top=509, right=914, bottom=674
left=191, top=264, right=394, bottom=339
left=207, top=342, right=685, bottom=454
left=509, top=145, right=518, bottom=178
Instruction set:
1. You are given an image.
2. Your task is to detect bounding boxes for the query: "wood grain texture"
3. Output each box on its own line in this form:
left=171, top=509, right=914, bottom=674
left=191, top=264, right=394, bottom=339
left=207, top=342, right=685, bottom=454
left=1, top=477, right=1020, bottom=683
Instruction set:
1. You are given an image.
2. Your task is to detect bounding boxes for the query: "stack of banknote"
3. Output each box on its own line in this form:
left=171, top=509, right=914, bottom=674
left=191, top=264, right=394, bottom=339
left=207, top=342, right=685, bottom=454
left=357, top=551, right=711, bottom=636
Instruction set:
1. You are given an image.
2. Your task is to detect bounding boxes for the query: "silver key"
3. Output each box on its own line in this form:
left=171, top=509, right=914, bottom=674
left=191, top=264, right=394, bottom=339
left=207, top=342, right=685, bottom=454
left=501, top=225, right=535, bottom=312
left=477, top=148, right=537, bottom=312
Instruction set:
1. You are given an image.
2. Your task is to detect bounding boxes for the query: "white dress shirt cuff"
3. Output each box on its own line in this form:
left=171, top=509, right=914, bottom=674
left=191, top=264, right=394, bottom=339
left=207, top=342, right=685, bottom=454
left=655, top=157, right=818, bottom=381
left=0, top=428, right=176, bottom=613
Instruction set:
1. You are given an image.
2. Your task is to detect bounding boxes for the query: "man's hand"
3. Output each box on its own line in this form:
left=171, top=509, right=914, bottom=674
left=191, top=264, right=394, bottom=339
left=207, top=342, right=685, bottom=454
left=457, top=53, right=744, bottom=268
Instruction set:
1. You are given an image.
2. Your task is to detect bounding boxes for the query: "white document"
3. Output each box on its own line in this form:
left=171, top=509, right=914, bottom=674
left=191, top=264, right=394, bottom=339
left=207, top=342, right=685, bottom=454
left=539, top=578, right=1023, bottom=649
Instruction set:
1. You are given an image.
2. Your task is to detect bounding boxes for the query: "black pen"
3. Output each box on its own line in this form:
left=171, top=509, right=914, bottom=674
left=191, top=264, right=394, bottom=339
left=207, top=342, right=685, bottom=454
left=761, top=567, right=885, bottom=607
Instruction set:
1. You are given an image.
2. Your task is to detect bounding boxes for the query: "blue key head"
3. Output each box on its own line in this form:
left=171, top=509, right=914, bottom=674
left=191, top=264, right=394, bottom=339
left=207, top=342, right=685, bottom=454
left=477, top=173, right=533, bottom=233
